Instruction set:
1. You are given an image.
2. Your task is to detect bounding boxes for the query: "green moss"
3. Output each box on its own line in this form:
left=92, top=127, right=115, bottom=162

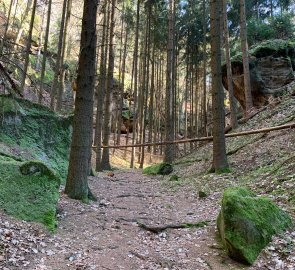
left=0, top=156, right=60, bottom=231
left=143, top=162, right=173, bottom=175
left=0, top=96, right=72, bottom=230
left=217, top=187, right=292, bottom=265
left=0, top=95, right=72, bottom=182
left=207, top=167, right=231, bottom=174
left=169, top=175, right=179, bottom=181
left=229, top=39, right=295, bottom=66
left=215, top=167, right=231, bottom=174
left=251, top=39, right=295, bottom=58
left=20, top=160, right=61, bottom=184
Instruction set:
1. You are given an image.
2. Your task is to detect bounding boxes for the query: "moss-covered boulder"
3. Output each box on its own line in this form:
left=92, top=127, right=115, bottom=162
left=0, top=95, right=72, bottom=180
left=20, top=160, right=61, bottom=184
left=217, top=187, right=292, bottom=265
left=143, top=162, right=173, bottom=175
left=0, top=96, right=71, bottom=230
left=0, top=156, right=60, bottom=231
left=222, top=39, right=295, bottom=110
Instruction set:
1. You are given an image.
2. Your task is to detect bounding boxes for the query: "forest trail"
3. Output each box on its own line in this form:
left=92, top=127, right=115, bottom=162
left=24, top=169, right=244, bottom=270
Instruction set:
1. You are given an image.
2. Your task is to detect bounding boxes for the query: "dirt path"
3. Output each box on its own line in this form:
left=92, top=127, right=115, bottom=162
left=20, top=169, right=246, bottom=270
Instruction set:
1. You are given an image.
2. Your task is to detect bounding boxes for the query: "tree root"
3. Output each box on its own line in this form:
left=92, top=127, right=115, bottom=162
left=88, top=187, right=97, bottom=201
left=137, top=220, right=210, bottom=233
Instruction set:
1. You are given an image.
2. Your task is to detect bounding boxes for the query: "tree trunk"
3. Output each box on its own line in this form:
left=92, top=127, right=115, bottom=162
left=95, top=0, right=108, bottom=171
left=56, top=0, right=73, bottom=111
left=240, top=0, right=253, bottom=117
left=50, top=0, right=67, bottom=110
left=36, top=3, right=46, bottom=72
left=39, top=0, right=52, bottom=104
left=210, top=0, right=229, bottom=172
left=202, top=0, right=207, bottom=136
left=130, top=0, right=140, bottom=168
left=223, top=0, right=237, bottom=128
left=101, top=0, right=116, bottom=171
left=15, top=0, right=33, bottom=45
left=116, top=27, right=128, bottom=146
left=0, top=0, right=14, bottom=55
left=20, top=0, right=37, bottom=94
left=65, top=0, right=98, bottom=201
left=164, top=0, right=175, bottom=163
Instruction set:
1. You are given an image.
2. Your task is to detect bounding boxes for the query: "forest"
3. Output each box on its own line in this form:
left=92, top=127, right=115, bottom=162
left=0, top=0, right=295, bottom=269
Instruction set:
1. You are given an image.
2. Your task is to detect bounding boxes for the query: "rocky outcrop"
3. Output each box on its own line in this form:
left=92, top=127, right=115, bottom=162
left=217, top=187, right=292, bottom=265
left=222, top=39, right=295, bottom=110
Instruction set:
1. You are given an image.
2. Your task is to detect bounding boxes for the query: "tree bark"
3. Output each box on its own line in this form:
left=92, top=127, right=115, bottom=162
left=0, top=0, right=14, bottom=55
left=36, top=3, right=46, bottom=72
left=39, top=0, right=52, bottom=104
left=95, top=0, right=108, bottom=171
left=240, top=0, right=253, bottom=117
left=56, top=0, right=73, bottom=111
left=223, top=0, right=237, bottom=128
left=101, top=0, right=116, bottom=170
left=202, top=0, right=207, bottom=136
left=130, top=0, right=140, bottom=168
left=20, top=0, right=37, bottom=94
left=210, top=0, right=229, bottom=172
left=164, top=0, right=175, bottom=163
left=50, top=0, right=67, bottom=110
left=65, top=0, right=98, bottom=201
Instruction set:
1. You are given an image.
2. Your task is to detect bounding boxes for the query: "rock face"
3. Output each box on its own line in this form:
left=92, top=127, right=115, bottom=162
left=217, top=187, right=292, bottom=265
left=222, top=39, right=295, bottom=110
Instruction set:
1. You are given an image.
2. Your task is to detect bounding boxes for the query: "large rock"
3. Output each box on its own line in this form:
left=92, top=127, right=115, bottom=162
left=143, top=162, right=173, bottom=175
left=217, top=187, right=292, bottom=265
left=0, top=95, right=72, bottom=180
left=222, top=39, right=295, bottom=110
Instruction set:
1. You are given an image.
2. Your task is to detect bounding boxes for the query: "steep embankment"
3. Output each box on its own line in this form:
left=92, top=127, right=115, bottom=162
left=173, top=92, right=295, bottom=208
left=0, top=95, right=71, bottom=230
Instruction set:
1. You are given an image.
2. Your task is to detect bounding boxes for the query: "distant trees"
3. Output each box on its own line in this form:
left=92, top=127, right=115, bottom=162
left=1, top=0, right=295, bottom=176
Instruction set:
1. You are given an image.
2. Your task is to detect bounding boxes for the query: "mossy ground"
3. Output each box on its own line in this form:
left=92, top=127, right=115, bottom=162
left=0, top=156, right=60, bottom=231
left=0, top=96, right=71, bottom=230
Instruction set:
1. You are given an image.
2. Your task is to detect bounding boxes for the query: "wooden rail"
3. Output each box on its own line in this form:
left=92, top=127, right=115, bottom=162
left=92, top=122, right=295, bottom=149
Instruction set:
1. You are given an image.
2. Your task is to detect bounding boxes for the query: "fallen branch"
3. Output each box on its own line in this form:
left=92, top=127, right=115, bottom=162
left=137, top=220, right=210, bottom=233
left=93, top=122, right=295, bottom=149
left=0, top=62, right=23, bottom=97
